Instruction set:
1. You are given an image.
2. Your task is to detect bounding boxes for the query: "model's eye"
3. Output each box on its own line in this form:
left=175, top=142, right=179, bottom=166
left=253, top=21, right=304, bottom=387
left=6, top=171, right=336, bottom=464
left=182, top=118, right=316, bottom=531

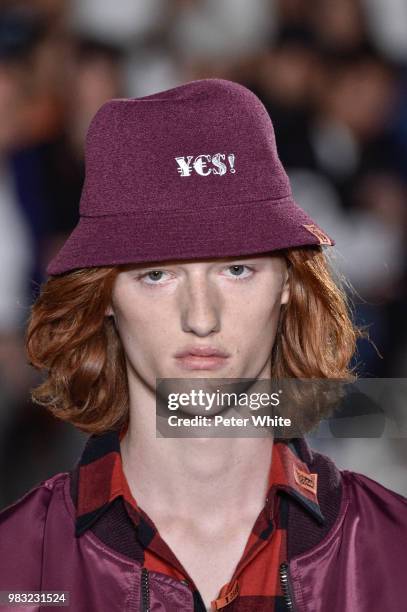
left=225, top=264, right=253, bottom=279
left=141, top=270, right=168, bottom=284
left=148, top=271, right=164, bottom=281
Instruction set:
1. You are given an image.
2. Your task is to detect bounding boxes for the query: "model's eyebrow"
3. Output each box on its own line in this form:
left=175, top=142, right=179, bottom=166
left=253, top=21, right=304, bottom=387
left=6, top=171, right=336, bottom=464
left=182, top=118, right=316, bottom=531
left=123, top=262, right=183, bottom=272
left=121, top=254, right=275, bottom=275
left=127, top=257, right=264, bottom=271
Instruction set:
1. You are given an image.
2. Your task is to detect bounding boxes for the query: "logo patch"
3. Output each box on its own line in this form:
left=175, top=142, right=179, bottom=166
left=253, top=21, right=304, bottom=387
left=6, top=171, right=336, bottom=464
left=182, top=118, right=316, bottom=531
left=293, top=464, right=318, bottom=495
left=212, top=580, right=239, bottom=609
left=302, top=224, right=333, bottom=246
left=175, top=153, right=236, bottom=177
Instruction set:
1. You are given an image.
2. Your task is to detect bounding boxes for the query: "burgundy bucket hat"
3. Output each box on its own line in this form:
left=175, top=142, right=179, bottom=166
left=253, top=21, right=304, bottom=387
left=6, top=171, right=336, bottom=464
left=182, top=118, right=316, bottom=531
left=46, top=78, right=334, bottom=276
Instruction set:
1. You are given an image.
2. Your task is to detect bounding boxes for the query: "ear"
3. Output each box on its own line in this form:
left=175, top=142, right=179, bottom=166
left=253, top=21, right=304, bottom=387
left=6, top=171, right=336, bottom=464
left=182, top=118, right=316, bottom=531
left=280, top=272, right=290, bottom=306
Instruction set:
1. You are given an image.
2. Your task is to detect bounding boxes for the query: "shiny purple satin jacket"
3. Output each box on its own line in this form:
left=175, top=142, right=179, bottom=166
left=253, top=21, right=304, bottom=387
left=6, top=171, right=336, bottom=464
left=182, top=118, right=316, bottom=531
left=1, top=442, right=406, bottom=611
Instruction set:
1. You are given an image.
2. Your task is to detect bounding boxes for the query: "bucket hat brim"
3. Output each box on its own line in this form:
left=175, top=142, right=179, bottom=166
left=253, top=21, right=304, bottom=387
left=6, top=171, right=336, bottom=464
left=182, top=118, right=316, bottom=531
left=46, top=195, right=334, bottom=275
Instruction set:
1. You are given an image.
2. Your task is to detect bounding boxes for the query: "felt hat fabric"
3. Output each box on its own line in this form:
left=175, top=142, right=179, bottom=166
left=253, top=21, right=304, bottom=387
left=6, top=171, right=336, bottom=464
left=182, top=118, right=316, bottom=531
left=46, top=78, right=334, bottom=275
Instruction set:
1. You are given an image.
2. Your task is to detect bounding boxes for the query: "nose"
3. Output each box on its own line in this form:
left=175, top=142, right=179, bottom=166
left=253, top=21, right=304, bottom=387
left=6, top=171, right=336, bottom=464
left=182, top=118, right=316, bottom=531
left=180, top=274, right=221, bottom=336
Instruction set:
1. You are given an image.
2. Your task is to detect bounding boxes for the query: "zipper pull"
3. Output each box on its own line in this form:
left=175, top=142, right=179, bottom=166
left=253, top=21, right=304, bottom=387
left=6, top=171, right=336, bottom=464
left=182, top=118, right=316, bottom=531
left=279, top=562, right=295, bottom=610
left=141, top=567, right=150, bottom=612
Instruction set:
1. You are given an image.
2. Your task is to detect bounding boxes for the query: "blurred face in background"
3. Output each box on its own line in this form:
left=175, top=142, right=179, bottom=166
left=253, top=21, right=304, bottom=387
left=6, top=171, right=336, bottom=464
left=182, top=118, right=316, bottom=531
left=260, top=42, right=320, bottom=108
left=323, top=58, right=394, bottom=140
left=0, top=63, right=25, bottom=151
left=66, top=42, right=123, bottom=154
left=312, top=0, right=365, bottom=52
left=75, top=57, right=121, bottom=121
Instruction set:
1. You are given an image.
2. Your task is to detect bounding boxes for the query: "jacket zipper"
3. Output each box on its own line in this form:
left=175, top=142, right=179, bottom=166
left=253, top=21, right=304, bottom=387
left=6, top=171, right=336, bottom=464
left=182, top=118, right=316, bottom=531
left=141, top=567, right=150, bottom=612
left=279, top=562, right=296, bottom=610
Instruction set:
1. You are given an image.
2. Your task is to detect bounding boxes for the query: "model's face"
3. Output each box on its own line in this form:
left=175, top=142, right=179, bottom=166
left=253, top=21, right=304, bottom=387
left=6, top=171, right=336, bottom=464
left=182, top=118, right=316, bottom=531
left=107, top=255, right=290, bottom=390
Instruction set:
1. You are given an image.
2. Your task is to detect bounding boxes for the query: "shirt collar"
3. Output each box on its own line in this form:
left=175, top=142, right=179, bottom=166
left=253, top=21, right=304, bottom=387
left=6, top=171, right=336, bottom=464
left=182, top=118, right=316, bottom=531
left=74, top=426, right=325, bottom=537
left=74, top=424, right=137, bottom=536
left=266, top=439, right=325, bottom=524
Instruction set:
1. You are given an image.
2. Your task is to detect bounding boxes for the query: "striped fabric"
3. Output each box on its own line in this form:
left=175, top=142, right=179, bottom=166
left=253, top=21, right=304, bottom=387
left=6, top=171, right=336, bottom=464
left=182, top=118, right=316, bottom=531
left=75, top=426, right=325, bottom=611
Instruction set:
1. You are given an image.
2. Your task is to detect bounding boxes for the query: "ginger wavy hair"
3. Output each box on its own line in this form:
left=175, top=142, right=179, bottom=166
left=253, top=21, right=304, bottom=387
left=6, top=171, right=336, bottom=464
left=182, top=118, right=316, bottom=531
left=26, top=247, right=366, bottom=434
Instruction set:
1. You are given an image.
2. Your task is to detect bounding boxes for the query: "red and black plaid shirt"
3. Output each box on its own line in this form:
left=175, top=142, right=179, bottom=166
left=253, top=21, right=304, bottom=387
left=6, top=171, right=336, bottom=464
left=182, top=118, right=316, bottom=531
left=75, top=426, right=325, bottom=610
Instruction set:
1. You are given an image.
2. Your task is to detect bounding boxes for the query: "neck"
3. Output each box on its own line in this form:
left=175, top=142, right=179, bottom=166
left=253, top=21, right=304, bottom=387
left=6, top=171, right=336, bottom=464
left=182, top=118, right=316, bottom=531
left=120, top=377, right=274, bottom=526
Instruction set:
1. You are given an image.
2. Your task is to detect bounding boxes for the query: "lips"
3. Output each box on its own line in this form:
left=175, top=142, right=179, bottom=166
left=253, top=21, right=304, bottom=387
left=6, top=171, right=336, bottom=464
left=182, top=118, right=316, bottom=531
left=174, top=346, right=230, bottom=371
left=174, top=346, right=230, bottom=358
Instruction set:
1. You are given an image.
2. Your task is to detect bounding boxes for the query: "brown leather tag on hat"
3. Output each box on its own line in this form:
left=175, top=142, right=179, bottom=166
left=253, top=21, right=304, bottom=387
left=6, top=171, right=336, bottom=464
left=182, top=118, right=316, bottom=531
left=293, top=464, right=318, bottom=495
left=302, top=224, right=333, bottom=246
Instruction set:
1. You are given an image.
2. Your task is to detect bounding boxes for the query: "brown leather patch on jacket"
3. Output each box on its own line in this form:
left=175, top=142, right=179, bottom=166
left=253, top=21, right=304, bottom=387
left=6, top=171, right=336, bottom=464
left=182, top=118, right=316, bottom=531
left=293, top=464, right=318, bottom=495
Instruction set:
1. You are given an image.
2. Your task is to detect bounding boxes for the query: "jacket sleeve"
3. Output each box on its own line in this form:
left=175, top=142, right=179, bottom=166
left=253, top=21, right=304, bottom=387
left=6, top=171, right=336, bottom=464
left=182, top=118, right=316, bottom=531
left=0, top=480, right=54, bottom=590
left=343, top=470, right=407, bottom=568
left=344, top=469, right=407, bottom=515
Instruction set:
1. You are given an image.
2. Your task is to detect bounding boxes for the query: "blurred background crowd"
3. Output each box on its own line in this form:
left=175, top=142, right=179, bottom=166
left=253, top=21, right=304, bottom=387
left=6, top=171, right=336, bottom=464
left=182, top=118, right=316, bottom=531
left=0, top=0, right=406, bottom=508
